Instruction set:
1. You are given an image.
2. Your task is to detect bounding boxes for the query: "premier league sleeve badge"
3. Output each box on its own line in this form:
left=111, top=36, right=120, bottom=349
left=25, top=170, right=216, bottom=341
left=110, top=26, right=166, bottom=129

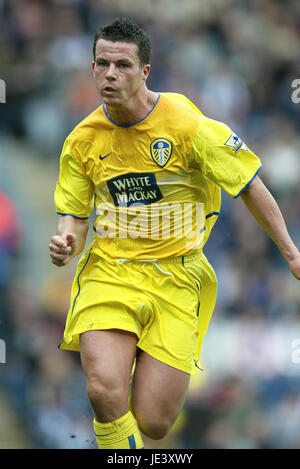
left=224, top=132, right=248, bottom=154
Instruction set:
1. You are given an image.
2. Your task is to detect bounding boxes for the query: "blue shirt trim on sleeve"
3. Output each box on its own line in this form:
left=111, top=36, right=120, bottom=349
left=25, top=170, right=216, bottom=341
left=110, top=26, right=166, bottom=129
left=205, top=211, right=220, bottom=219
left=233, top=165, right=262, bottom=199
left=56, top=212, right=89, bottom=220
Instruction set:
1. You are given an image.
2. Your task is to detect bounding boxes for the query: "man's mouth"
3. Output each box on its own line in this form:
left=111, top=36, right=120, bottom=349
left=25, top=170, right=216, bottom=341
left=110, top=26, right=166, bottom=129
left=103, top=85, right=117, bottom=94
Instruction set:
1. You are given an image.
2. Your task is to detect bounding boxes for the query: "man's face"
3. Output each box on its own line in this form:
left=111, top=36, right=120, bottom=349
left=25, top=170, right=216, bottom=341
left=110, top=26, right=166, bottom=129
left=92, top=39, right=150, bottom=107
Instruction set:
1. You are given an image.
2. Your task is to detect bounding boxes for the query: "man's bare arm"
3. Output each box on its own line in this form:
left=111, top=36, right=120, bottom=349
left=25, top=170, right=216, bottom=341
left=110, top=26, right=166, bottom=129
left=240, top=176, right=300, bottom=280
left=49, top=215, right=89, bottom=267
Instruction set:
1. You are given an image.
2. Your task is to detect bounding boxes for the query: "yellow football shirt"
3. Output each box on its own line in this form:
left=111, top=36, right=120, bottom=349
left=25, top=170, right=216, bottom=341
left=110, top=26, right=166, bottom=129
left=54, top=92, right=262, bottom=259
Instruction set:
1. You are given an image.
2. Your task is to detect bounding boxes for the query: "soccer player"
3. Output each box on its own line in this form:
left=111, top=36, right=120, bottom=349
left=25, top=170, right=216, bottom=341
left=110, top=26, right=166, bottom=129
left=49, top=17, right=300, bottom=449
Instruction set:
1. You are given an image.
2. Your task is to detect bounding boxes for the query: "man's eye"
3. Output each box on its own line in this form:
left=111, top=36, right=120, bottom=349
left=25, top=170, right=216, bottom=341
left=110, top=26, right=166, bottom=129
left=119, top=63, right=129, bottom=68
left=97, top=61, right=107, bottom=67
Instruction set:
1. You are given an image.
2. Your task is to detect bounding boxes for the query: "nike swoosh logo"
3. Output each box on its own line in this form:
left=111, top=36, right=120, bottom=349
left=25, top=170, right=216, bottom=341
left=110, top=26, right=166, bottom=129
left=99, top=152, right=112, bottom=160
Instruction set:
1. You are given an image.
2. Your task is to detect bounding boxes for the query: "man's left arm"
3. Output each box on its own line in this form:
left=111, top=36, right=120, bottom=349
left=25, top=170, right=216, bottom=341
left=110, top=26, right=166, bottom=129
left=240, top=176, right=300, bottom=280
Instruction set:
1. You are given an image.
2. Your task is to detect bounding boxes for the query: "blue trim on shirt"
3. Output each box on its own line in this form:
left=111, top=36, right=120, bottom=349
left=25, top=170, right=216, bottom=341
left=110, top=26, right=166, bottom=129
left=57, top=212, right=89, bottom=220
left=93, top=225, right=102, bottom=237
left=103, top=94, right=161, bottom=128
left=234, top=166, right=262, bottom=198
left=205, top=211, right=220, bottom=220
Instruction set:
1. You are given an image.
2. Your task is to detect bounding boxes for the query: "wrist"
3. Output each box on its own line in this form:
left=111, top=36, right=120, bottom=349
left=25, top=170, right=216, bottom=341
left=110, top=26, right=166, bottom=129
left=283, top=246, right=300, bottom=264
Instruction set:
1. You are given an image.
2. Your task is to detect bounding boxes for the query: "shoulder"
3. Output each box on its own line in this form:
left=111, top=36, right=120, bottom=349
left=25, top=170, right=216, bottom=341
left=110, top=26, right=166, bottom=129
left=158, top=93, right=203, bottom=135
left=159, top=94, right=232, bottom=143
left=193, top=117, right=251, bottom=160
left=65, top=105, right=108, bottom=161
left=194, top=116, right=232, bottom=144
left=160, top=92, right=203, bottom=115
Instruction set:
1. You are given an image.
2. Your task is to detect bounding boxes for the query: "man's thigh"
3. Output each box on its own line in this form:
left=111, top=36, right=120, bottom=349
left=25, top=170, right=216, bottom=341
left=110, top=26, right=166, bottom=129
left=131, top=350, right=190, bottom=436
left=80, top=329, right=138, bottom=393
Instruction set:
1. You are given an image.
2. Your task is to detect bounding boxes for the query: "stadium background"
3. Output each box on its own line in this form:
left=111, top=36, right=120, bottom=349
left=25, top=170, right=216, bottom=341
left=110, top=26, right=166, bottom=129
left=1, top=0, right=300, bottom=449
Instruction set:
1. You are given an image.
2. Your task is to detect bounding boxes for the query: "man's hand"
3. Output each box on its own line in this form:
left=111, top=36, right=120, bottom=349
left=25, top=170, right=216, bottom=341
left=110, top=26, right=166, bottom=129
left=49, top=233, right=76, bottom=267
left=49, top=215, right=89, bottom=267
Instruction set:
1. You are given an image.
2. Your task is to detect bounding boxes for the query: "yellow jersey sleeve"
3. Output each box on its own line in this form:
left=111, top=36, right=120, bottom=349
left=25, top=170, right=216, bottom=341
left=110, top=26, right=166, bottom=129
left=191, top=117, right=262, bottom=198
left=54, top=139, right=95, bottom=219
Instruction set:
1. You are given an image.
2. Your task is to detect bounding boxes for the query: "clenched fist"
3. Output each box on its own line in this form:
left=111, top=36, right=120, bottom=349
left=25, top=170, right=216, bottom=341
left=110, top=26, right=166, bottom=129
left=49, top=233, right=76, bottom=266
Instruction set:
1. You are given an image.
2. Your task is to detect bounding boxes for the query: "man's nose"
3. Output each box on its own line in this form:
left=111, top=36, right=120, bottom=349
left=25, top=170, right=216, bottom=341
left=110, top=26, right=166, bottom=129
left=106, top=64, right=117, bottom=80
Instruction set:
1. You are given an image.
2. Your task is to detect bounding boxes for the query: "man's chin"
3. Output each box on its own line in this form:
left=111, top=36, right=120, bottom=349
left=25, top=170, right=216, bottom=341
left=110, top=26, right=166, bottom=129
left=102, top=95, right=121, bottom=107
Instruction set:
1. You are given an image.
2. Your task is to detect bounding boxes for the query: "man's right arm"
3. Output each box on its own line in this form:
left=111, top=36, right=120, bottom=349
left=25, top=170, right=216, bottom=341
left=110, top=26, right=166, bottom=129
left=49, top=215, right=89, bottom=267
left=51, top=137, right=95, bottom=267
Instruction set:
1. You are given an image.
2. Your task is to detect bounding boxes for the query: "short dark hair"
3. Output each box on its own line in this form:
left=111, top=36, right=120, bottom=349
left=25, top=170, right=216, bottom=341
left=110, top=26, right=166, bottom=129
left=93, top=17, right=151, bottom=66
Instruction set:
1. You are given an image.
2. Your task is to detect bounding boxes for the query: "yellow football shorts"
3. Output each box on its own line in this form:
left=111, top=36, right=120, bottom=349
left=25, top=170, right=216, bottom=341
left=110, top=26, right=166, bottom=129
left=59, top=241, right=217, bottom=375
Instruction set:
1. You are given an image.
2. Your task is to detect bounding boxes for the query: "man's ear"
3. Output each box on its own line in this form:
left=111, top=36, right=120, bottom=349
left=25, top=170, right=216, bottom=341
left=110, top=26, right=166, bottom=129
left=142, top=64, right=151, bottom=82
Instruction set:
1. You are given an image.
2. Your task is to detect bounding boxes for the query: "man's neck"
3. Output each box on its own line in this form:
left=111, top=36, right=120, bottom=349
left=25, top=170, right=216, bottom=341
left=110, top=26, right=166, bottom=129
left=105, top=89, right=159, bottom=126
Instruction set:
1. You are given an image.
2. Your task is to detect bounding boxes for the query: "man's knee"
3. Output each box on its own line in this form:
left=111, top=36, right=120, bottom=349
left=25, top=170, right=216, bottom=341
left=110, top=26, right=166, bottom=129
left=86, top=377, right=120, bottom=406
left=133, top=408, right=174, bottom=440
left=86, top=375, right=127, bottom=421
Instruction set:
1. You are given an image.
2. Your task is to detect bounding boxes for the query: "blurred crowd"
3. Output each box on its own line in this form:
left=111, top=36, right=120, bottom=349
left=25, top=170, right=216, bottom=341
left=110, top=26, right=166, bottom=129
left=1, top=0, right=300, bottom=449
